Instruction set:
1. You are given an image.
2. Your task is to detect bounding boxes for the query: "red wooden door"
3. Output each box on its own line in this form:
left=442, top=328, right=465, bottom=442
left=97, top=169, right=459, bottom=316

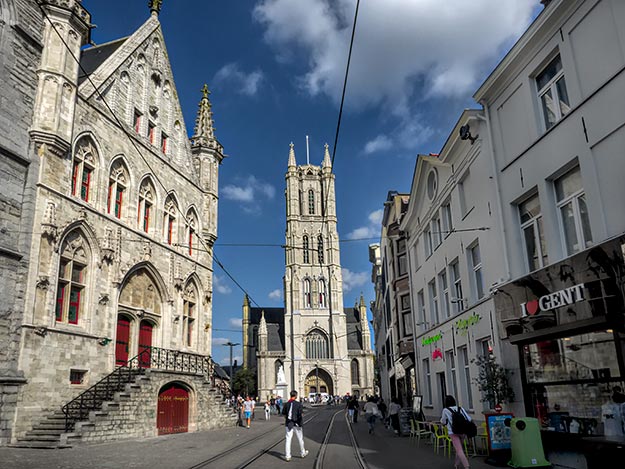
left=138, top=321, right=153, bottom=368
left=115, top=316, right=131, bottom=366
left=157, top=384, right=189, bottom=435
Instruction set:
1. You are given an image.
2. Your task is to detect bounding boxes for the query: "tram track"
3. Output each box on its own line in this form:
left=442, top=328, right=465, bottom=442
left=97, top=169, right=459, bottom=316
left=314, top=410, right=368, bottom=469
left=187, top=410, right=320, bottom=469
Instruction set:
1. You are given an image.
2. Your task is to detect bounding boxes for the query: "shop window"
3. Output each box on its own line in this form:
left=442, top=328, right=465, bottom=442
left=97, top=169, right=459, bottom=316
left=536, top=54, right=570, bottom=131
left=519, top=192, right=548, bottom=272
left=69, top=369, right=87, bottom=385
left=555, top=166, right=592, bottom=255
left=423, top=358, right=433, bottom=406
left=445, top=350, right=459, bottom=400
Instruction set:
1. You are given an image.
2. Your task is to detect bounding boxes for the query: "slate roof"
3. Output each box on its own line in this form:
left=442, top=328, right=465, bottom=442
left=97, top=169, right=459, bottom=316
left=249, top=307, right=285, bottom=351
left=78, top=37, right=128, bottom=84
left=213, top=363, right=230, bottom=380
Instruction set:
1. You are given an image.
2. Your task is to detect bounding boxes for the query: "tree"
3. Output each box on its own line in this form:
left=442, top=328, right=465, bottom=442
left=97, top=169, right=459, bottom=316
left=474, top=354, right=515, bottom=407
left=232, top=368, right=256, bottom=397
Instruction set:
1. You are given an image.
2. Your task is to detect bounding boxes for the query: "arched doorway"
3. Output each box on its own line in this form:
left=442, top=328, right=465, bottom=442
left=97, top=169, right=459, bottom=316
left=157, top=383, right=189, bottom=435
left=304, top=367, right=334, bottom=396
left=115, top=315, right=131, bottom=366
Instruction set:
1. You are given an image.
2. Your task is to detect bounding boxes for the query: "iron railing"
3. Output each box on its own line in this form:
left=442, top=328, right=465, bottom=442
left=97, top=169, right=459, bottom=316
left=61, top=346, right=215, bottom=431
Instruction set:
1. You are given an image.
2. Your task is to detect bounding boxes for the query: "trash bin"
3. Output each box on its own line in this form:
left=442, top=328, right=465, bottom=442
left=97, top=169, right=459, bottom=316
left=508, top=418, right=551, bottom=468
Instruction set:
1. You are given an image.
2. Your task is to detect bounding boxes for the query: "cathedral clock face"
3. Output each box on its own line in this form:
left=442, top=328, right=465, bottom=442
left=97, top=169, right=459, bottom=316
left=426, top=168, right=438, bottom=200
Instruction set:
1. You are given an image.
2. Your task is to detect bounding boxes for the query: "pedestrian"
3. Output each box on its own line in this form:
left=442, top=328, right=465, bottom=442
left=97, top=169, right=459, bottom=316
left=441, top=395, right=471, bottom=469
left=270, top=396, right=276, bottom=414
left=346, top=395, right=358, bottom=423
left=378, top=398, right=387, bottom=427
left=363, top=397, right=380, bottom=434
left=265, top=400, right=271, bottom=420
left=388, top=398, right=401, bottom=435
left=251, top=397, right=257, bottom=420
left=276, top=396, right=282, bottom=414
left=243, top=395, right=254, bottom=429
left=282, top=390, right=309, bottom=462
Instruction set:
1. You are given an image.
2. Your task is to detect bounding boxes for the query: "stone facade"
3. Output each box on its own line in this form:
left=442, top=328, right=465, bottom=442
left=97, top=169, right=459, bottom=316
left=1, top=1, right=228, bottom=444
left=243, top=144, right=375, bottom=400
left=0, top=0, right=44, bottom=446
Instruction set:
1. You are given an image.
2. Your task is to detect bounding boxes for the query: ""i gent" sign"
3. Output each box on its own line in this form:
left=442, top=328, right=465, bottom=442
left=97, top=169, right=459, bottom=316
left=520, top=283, right=585, bottom=317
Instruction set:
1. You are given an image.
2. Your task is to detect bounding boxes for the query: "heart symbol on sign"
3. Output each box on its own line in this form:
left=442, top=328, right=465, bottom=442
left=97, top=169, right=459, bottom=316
left=526, top=300, right=539, bottom=316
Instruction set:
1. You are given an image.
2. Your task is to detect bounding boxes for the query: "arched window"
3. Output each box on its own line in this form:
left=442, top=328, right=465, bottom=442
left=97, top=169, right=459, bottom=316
left=351, top=359, right=360, bottom=385
left=186, top=209, right=198, bottom=256
left=318, top=279, right=327, bottom=308
left=163, top=195, right=177, bottom=245
left=303, top=278, right=311, bottom=308
left=108, top=160, right=128, bottom=219
left=55, top=230, right=89, bottom=325
left=138, top=178, right=156, bottom=233
left=183, top=282, right=197, bottom=348
left=305, top=329, right=329, bottom=359
left=317, top=235, right=324, bottom=264
left=308, top=189, right=315, bottom=215
left=117, top=71, right=130, bottom=122
left=71, top=137, right=96, bottom=202
left=302, top=235, right=310, bottom=264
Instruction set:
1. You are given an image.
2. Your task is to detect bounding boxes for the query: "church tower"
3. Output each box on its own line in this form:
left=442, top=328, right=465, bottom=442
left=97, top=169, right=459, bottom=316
left=283, top=142, right=350, bottom=396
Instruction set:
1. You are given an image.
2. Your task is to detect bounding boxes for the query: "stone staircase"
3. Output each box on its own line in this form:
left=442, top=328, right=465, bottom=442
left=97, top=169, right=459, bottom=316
left=11, top=347, right=237, bottom=448
left=12, top=371, right=236, bottom=448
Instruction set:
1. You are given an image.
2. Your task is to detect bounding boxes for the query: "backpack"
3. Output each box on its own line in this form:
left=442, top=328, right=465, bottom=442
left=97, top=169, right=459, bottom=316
left=448, top=407, right=477, bottom=437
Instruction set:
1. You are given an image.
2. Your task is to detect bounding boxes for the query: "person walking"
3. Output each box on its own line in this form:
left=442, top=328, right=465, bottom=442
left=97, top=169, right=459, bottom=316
left=363, top=397, right=380, bottom=434
left=441, top=395, right=471, bottom=469
left=264, top=400, right=271, bottom=420
left=243, top=396, right=254, bottom=429
left=282, top=390, right=308, bottom=462
left=346, top=395, right=359, bottom=423
left=388, top=398, right=401, bottom=435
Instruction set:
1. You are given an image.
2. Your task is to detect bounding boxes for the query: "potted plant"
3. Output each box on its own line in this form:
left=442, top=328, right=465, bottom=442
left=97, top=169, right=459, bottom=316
left=473, top=354, right=515, bottom=411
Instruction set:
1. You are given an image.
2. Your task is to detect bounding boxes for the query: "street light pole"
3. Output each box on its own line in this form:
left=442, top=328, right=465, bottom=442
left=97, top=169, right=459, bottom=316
left=223, top=341, right=240, bottom=388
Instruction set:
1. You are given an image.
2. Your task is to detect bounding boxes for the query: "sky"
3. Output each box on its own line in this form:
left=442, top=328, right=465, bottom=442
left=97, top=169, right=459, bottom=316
left=85, top=0, right=542, bottom=367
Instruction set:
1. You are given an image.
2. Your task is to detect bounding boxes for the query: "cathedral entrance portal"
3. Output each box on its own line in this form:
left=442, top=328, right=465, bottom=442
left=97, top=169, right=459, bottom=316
left=304, top=367, right=333, bottom=396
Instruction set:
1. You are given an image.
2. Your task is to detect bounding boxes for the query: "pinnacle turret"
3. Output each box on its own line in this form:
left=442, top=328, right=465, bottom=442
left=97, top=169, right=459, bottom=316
left=259, top=310, right=268, bottom=335
left=322, top=143, right=332, bottom=169
left=288, top=142, right=297, bottom=168
left=191, top=84, right=218, bottom=149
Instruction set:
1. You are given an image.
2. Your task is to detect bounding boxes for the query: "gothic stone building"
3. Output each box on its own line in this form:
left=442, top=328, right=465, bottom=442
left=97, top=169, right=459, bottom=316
left=0, top=1, right=233, bottom=446
left=243, top=144, right=374, bottom=400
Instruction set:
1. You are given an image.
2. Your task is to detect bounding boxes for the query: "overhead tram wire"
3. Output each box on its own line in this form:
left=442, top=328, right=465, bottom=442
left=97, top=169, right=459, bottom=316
left=38, top=5, right=262, bottom=308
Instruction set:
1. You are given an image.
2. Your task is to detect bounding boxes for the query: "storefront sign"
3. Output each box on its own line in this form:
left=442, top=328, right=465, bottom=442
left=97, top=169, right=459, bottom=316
left=455, top=313, right=481, bottom=335
left=432, top=348, right=443, bottom=360
left=520, top=283, right=585, bottom=317
left=421, top=332, right=442, bottom=346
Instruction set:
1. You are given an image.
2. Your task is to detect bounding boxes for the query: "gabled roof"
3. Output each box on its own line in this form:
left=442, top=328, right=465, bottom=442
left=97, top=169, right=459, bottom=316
left=79, top=37, right=128, bottom=85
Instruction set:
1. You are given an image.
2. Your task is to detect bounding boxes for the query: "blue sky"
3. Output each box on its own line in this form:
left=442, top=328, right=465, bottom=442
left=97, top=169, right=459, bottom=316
left=85, top=0, right=541, bottom=366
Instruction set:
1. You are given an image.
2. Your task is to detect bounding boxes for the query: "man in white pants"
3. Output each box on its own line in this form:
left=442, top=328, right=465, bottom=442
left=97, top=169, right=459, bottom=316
left=282, top=390, right=308, bottom=462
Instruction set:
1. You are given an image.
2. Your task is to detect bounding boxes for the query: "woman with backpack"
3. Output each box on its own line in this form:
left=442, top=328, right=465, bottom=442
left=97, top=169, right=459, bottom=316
left=441, top=395, right=473, bottom=469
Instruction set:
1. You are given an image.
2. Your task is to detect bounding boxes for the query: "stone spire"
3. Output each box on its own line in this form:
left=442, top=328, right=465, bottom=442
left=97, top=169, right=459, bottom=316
left=359, top=293, right=366, bottom=309
left=191, top=84, right=218, bottom=149
left=259, top=310, right=267, bottom=335
left=288, top=142, right=297, bottom=168
left=322, top=143, right=332, bottom=169
left=149, top=0, right=163, bottom=16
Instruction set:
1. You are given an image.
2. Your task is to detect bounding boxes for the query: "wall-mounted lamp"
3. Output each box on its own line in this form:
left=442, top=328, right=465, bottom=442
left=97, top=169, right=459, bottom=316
left=459, top=124, right=478, bottom=145
left=98, top=337, right=112, bottom=346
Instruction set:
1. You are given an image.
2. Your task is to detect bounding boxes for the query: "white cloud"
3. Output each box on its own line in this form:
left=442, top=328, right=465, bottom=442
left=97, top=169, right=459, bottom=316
left=214, top=275, right=232, bottom=295
left=214, top=63, right=264, bottom=96
left=346, top=208, right=383, bottom=240
left=229, top=318, right=243, bottom=328
left=363, top=135, right=392, bottom=155
left=222, top=175, right=276, bottom=214
left=219, top=355, right=243, bottom=366
left=341, top=267, right=369, bottom=292
left=254, top=0, right=535, bottom=107
left=268, top=289, right=282, bottom=300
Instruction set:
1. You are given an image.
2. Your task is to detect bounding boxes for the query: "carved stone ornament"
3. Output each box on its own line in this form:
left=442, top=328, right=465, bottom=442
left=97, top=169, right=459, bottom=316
left=34, top=327, right=48, bottom=337
left=36, top=276, right=50, bottom=290
left=98, top=293, right=109, bottom=305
